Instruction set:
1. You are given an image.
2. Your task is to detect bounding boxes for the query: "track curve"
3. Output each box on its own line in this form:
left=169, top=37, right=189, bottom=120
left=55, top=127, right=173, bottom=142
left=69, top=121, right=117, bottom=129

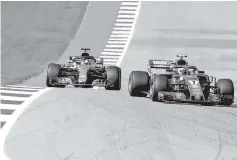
left=1, top=1, right=88, bottom=86
left=3, top=2, right=237, bottom=160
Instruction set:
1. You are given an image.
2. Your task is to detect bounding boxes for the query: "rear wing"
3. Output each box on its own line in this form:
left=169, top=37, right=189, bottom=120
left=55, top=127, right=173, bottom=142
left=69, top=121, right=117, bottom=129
left=176, top=54, right=187, bottom=59
left=69, top=56, right=103, bottom=64
left=148, top=60, right=173, bottom=69
left=81, top=48, right=90, bottom=52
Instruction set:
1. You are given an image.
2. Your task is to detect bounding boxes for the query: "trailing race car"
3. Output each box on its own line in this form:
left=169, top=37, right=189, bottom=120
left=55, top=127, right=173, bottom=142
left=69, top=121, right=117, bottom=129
left=46, top=48, right=121, bottom=90
left=128, top=55, right=235, bottom=106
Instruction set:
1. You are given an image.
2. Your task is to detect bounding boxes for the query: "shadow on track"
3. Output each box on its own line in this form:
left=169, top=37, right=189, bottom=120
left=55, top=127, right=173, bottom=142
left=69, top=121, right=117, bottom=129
left=137, top=94, right=237, bottom=108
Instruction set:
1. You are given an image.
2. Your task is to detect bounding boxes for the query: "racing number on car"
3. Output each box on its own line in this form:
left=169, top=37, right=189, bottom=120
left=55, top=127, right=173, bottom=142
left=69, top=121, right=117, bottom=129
left=188, top=80, right=200, bottom=89
left=188, top=80, right=199, bottom=85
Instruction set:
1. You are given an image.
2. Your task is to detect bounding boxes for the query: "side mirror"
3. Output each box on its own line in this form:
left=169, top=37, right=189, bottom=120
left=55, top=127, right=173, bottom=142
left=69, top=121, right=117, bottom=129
left=198, top=71, right=205, bottom=74
left=208, top=76, right=217, bottom=84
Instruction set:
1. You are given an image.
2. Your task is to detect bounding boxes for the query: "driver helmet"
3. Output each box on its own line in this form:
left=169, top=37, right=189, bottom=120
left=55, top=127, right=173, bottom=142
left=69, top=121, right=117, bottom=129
left=177, top=68, right=186, bottom=75
left=80, top=59, right=85, bottom=65
left=85, top=59, right=89, bottom=65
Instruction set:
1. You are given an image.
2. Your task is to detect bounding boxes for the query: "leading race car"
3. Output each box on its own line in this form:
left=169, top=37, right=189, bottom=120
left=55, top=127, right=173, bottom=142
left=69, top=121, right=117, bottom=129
left=128, top=55, right=235, bottom=106
left=46, top=48, right=121, bottom=90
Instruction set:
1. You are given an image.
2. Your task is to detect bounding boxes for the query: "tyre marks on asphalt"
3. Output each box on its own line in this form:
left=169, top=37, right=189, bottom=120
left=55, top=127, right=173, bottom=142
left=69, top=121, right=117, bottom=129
left=0, top=85, right=44, bottom=129
left=100, top=0, right=141, bottom=66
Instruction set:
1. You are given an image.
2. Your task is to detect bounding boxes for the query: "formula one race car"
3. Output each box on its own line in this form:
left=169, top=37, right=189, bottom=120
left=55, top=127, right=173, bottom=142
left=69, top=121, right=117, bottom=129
left=128, top=55, right=235, bottom=106
left=46, top=48, right=121, bottom=90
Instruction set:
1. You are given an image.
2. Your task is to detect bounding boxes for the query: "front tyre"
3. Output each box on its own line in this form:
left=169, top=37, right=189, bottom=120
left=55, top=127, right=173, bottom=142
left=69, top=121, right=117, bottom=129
left=150, top=75, right=168, bottom=101
left=105, top=66, right=121, bottom=90
left=128, top=71, right=149, bottom=97
left=46, top=63, right=65, bottom=88
left=217, top=79, right=234, bottom=106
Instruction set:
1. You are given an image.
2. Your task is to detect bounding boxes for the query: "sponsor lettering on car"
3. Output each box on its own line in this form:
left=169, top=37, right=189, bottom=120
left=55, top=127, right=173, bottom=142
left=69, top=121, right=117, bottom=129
left=149, top=60, right=170, bottom=68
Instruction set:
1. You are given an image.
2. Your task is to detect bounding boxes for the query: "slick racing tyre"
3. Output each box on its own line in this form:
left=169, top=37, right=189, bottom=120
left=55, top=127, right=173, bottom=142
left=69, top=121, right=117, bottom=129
left=128, top=71, right=149, bottom=97
left=217, top=79, right=234, bottom=106
left=150, top=75, right=168, bottom=101
left=105, top=66, right=121, bottom=90
left=46, top=63, right=64, bottom=88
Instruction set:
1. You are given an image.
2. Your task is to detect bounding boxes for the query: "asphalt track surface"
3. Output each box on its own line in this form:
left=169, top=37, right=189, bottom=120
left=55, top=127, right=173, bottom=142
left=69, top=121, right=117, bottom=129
left=1, top=1, right=88, bottom=86
left=3, top=2, right=237, bottom=160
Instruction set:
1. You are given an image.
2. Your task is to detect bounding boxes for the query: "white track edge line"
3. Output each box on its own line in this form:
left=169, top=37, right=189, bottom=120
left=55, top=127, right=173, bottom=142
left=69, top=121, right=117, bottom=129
left=114, top=23, right=133, bottom=27
left=116, top=1, right=141, bottom=67
left=0, top=115, right=13, bottom=122
left=0, top=96, right=28, bottom=101
left=107, top=41, right=127, bottom=44
left=108, top=37, right=128, bottom=41
left=103, top=59, right=119, bottom=62
left=1, top=87, right=41, bottom=91
left=112, top=31, right=131, bottom=34
left=117, top=15, right=135, bottom=18
left=0, top=87, right=51, bottom=160
left=101, top=52, right=122, bottom=56
left=121, top=2, right=139, bottom=6
left=6, top=85, right=44, bottom=89
left=116, top=19, right=134, bottom=22
left=113, top=27, right=132, bottom=31
left=120, top=7, right=138, bottom=10
left=105, top=44, right=125, bottom=48
left=100, top=55, right=121, bottom=58
left=0, top=104, right=20, bottom=110
left=104, top=62, right=117, bottom=65
left=118, top=10, right=137, bottom=14
left=104, top=48, right=123, bottom=52
left=0, top=90, right=35, bottom=95
left=110, top=34, right=129, bottom=38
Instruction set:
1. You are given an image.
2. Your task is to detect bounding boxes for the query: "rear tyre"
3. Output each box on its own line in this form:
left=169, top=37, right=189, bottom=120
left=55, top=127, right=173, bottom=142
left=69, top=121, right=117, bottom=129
left=105, top=66, right=121, bottom=90
left=128, top=71, right=149, bottom=97
left=217, top=79, right=234, bottom=106
left=150, top=75, right=168, bottom=101
left=46, top=63, right=65, bottom=88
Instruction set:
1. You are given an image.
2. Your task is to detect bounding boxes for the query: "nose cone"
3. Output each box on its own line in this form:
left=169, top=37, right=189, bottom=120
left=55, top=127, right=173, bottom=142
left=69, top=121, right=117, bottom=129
left=78, top=68, right=88, bottom=83
left=191, top=93, right=204, bottom=101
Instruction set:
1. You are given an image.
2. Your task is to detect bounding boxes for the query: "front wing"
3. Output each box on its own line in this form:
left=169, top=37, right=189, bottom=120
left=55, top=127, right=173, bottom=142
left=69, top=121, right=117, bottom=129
left=156, top=91, right=223, bottom=105
left=48, top=77, right=106, bottom=87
